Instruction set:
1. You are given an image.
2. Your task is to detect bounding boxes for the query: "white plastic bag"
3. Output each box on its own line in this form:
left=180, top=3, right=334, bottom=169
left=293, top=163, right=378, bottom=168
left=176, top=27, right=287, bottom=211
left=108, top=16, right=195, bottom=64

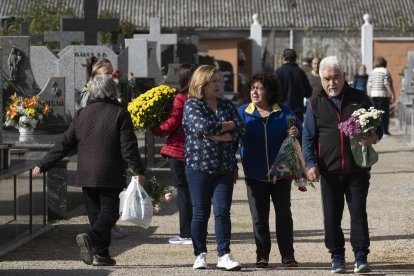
left=120, top=176, right=153, bottom=229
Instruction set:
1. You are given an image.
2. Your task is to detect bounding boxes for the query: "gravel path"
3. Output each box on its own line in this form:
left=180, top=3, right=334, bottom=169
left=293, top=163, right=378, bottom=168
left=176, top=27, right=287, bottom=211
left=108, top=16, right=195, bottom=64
left=0, top=122, right=413, bottom=275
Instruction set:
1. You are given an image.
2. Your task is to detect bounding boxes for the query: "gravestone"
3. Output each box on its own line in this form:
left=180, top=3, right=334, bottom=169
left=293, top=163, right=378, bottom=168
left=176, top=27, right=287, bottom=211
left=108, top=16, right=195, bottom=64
left=0, top=36, right=41, bottom=111
left=133, top=17, right=177, bottom=68
left=148, top=42, right=164, bottom=84
left=36, top=77, right=67, bottom=132
left=124, top=38, right=148, bottom=78
left=61, top=0, right=119, bottom=45
left=160, top=64, right=181, bottom=90
left=124, top=38, right=163, bottom=84
left=177, top=36, right=199, bottom=64
left=57, top=46, right=119, bottom=115
left=44, top=19, right=84, bottom=51
left=404, top=52, right=414, bottom=96
left=30, top=46, right=58, bottom=90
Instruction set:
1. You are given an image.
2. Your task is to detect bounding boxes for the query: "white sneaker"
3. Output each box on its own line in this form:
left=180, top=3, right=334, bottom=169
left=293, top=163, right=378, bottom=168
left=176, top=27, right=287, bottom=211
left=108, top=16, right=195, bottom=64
left=193, top=253, right=207, bottom=269
left=217, top=253, right=241, bottom=271
left=168, top=236, right=192, bottom=245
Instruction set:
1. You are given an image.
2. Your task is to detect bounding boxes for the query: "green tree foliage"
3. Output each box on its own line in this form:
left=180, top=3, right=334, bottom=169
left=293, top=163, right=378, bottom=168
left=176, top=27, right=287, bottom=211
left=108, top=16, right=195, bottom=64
left=99, top=10, right=136, bottom=45
left=0, top=0, right=76, bottom=49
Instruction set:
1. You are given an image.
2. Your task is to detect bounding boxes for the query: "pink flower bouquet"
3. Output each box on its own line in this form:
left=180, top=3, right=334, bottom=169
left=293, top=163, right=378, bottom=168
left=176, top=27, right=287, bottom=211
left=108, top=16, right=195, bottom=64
left=338, top=107, right=384, bottom=168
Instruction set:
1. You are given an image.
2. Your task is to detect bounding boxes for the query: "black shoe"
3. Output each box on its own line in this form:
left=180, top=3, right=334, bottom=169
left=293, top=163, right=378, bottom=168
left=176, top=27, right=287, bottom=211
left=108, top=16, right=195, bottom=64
left=76, top=233, right=93, bottom=265
left=93, top=254, right=116, bottom=266
left=283, top=259, right=298, bottom=268
left=255, top=257, right=269, bottom=268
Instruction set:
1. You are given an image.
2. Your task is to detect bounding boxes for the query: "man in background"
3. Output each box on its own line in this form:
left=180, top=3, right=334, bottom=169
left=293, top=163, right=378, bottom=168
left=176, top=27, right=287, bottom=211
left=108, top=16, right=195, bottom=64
left=274, top=49, right=312, bottom=122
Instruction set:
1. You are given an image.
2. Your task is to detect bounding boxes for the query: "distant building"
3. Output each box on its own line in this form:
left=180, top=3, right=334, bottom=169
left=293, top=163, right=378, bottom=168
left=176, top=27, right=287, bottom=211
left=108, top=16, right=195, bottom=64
left=1, top=0, right=414, bottom=94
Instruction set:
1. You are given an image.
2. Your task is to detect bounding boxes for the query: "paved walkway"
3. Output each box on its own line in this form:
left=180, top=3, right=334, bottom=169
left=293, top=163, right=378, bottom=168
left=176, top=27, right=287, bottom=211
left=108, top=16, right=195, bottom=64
left=0, top=121, right=413, bottom=275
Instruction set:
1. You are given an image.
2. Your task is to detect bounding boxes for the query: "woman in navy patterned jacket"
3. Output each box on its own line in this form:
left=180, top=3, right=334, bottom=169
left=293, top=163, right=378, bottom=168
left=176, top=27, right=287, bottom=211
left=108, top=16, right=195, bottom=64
left=183, top=65, right=245, bottom=271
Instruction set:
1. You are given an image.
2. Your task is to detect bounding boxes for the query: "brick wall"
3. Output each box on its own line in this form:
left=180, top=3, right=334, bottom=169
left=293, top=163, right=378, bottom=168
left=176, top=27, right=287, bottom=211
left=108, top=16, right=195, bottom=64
left=373, top=39, right=414, bottom=99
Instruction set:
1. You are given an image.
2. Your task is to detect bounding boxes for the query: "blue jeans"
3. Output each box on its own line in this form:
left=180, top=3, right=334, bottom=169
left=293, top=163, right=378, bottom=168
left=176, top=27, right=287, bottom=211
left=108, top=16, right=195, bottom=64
left=185, top=166, right=234, bottom=257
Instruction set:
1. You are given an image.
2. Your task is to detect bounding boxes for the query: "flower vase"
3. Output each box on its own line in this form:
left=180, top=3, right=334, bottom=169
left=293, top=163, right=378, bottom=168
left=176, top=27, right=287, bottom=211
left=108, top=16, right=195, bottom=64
left=18, top=127, right=34, bottom=143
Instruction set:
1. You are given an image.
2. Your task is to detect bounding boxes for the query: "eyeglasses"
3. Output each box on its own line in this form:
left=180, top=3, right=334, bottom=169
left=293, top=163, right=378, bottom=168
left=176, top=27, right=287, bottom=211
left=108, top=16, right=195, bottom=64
left=250, top=85, right=264, bottom=92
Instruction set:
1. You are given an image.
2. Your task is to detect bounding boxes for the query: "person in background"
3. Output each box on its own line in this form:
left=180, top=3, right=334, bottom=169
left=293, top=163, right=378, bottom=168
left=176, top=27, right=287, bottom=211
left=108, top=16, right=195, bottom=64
left=152, top=64, right=198, bottom=245
left=302, top=56, right=383, bottom=274
left=367, top=56, right=395, bottom=136
left=237, top=72, right=302, bottom=269
left=80, top=57, right=127, bottom=239
left=352, top=64, right=369, bottom=93
left=33, top=74, right=146, bottom=266
left=80, top=57, right=113, bottom=107
left=301, top=57, right=312, bottom=73
left=306, top=56, right=323, bottom=98
left=274, top=49, right=312, bottom=122
left=183, top=65, right=245, bottom=271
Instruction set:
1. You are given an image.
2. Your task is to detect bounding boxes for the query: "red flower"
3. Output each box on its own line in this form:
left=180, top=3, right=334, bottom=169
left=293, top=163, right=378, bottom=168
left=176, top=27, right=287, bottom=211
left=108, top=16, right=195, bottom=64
left=298, top=186, right=307, bottom=192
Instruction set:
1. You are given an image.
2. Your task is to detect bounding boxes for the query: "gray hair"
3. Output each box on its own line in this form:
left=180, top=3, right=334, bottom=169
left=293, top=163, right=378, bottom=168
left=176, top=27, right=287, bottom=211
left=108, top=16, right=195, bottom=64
left=319, top=56, right=343, bottom=77
left=90, top=74, right=117, bottom=100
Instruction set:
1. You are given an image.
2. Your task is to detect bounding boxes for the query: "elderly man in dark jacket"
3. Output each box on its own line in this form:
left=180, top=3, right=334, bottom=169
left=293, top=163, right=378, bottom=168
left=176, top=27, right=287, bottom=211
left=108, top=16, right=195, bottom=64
left=33, top=74, right=145, bottom=266
left=274, top=48, right=312, bottom=122
left=302, top=56, right=382, bottom=274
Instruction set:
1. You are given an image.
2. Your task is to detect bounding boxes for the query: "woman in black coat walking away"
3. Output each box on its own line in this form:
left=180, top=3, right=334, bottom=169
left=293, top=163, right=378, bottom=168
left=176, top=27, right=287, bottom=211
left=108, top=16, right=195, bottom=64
left=33, top=74, right=145, bottom=266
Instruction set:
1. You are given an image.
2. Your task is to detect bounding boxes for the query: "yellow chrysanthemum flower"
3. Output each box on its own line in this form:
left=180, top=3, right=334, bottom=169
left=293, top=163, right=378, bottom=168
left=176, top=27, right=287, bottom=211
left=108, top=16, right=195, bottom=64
left=128, top=85, right=177, bottom=131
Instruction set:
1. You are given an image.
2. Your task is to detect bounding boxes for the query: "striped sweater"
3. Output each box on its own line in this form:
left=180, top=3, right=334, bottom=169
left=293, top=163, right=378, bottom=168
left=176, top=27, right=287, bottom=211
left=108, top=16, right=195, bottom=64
left=367, top=67, right=390, bottom=97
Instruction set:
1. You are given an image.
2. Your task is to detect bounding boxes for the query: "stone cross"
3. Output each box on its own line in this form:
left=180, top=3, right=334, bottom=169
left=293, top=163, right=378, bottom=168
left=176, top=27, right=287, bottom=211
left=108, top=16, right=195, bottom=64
left=20, top=21, right=43, bottom=43
left=61, top=0, right=119, bottom=45
left=250, top=13, right=262, bottom=74
left=361, top=14, right=373, bottom=74
left=133, top=17, right=177, bottom=68
left=44, top=19, right=84, bottom=51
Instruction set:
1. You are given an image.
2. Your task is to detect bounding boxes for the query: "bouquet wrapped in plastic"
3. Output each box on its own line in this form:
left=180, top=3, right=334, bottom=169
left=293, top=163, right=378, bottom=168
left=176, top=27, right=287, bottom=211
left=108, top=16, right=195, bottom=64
left=338, top=107, right=384, bottom=168
left=269, top=116, right=314, bottom=191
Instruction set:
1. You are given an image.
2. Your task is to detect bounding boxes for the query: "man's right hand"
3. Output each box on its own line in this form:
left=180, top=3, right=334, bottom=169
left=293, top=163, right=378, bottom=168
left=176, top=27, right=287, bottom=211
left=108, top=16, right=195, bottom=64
left=307, top=166, right=320, bottom=182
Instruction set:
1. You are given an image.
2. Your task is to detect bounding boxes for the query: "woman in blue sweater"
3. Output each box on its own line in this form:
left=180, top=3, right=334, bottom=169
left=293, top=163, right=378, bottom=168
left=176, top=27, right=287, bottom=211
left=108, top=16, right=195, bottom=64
left=237, top=72, right=302, bottom=268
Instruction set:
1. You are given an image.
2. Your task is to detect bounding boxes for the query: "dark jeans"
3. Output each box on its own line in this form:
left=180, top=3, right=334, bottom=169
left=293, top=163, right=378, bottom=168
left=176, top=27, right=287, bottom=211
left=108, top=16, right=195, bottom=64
left=185, top=166, right=234, bottom=257
left=245, top=178, right=295, bottom=262
left=371, top=97, right=390, bottom=133
left=168, top=158, right=192, bottom=238
left=82, top=187, right=123, bottom=257
left=320, top=172, right=370, bottom=257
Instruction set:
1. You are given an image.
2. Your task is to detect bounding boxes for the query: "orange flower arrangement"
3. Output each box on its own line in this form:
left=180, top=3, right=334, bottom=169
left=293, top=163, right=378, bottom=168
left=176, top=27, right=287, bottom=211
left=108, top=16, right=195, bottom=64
left=5, top=93, right=51, bottom=129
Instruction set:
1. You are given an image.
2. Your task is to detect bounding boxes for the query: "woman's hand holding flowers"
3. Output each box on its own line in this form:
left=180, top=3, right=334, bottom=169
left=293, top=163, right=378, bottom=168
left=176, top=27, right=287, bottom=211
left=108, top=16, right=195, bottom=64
left=307, top=167, right=320, bottom=182
left=288, top=126, right=299, bottom=138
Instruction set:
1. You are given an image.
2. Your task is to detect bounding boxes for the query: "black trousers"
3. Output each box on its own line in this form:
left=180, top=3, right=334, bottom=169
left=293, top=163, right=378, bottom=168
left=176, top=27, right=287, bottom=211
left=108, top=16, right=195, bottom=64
left=245, top=178, right=294, bottom=262
left=168, top=157, right=192, bottom=238
left=82, top=187, right=123, bottom=257
left=320, top=172, right=370, bottom=257
left=371, top=97, right=390, bottom=133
